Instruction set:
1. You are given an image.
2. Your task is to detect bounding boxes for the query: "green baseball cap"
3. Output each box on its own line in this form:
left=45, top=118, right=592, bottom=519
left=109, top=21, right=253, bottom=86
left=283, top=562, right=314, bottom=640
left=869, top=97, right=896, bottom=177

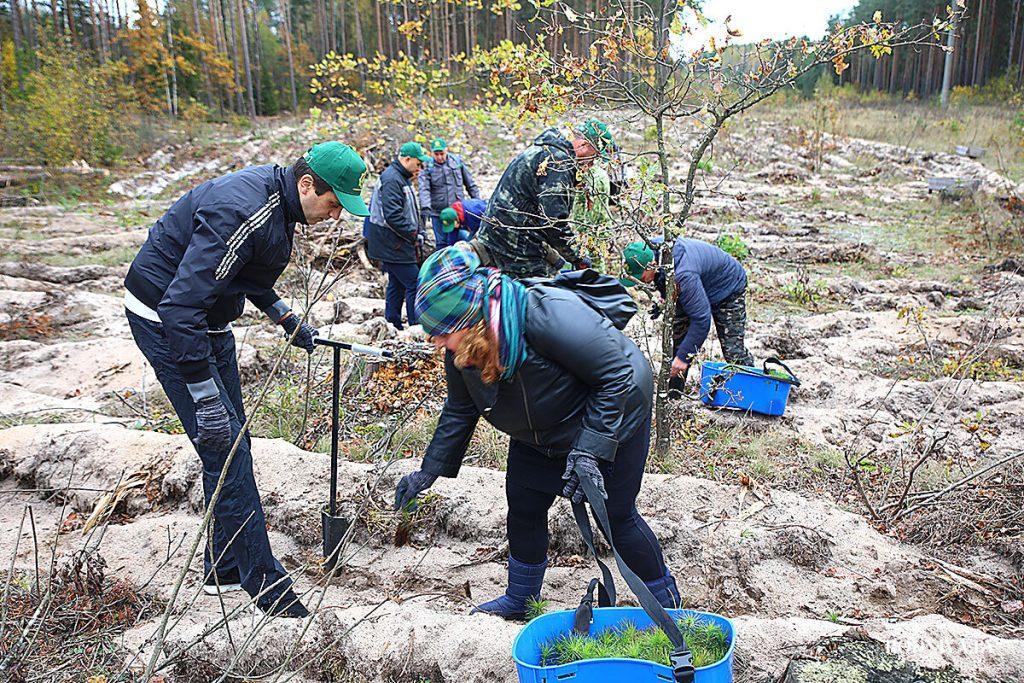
left=621, top=241, right=655, bottom=287
left=399, top=141, right=430, bottom=163
left=576, top=118, right=615, bottom=160
left=431, top=138, right=447, bottom=152
left=303, top=142, right=370, bottom=217
left=439, top=207, right=458, bottom=233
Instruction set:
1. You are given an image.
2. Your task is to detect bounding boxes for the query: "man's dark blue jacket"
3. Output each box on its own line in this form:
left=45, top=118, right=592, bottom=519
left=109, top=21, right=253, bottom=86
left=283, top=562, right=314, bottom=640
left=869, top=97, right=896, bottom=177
left=124, top=165, right=306, bottom=385
left=365, top=159, right=419, bottom=264
left=669, top=237, right=747, bottom=362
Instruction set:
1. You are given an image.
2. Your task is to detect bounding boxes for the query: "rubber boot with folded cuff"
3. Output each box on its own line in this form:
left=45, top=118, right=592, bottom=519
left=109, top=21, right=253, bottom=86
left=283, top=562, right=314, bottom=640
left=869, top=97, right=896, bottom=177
left=471, top=556, right=547, bottom=621
left=644, top=569, right=682, bottom=608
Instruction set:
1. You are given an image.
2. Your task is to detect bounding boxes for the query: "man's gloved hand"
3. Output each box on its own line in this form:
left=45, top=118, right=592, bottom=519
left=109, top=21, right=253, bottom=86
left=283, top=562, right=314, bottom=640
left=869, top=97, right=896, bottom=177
left=394, top=469, right=438, bottom=511
left=280, top=313, right=318, bottom=353
left=195, top=396, right=232, bottom=454
left=561, top=450, right=608, bottom=504
left=575, top=254, right=593, bottom=269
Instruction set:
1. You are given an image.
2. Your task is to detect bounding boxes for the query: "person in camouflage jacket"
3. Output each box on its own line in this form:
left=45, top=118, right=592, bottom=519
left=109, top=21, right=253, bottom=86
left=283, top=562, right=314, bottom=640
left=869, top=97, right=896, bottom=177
left=476, top=120, right=614, bottom=278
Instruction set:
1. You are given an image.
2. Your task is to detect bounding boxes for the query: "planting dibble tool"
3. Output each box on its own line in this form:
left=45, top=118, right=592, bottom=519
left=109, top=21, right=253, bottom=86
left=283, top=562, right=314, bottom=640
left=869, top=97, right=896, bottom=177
left=314, top=337, right=395, bottom=570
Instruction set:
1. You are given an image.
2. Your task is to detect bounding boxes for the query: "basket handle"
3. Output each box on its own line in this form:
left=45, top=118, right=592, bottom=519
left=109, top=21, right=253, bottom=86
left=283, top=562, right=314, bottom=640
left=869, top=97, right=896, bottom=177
left=573, top=578, right=612, bottom=635
left=763, top=357, right=801, bottom=386
left=573, top=478, right=695, bottom=683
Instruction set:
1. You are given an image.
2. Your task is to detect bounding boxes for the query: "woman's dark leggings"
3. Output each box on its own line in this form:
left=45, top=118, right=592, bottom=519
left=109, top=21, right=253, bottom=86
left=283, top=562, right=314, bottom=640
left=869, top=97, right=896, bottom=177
left=505, top=418, right=667, bottom=582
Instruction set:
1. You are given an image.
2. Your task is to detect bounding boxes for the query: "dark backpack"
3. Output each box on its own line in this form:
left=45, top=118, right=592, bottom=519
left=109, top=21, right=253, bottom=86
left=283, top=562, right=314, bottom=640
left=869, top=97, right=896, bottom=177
left=524, top=269, right=637, bottom=330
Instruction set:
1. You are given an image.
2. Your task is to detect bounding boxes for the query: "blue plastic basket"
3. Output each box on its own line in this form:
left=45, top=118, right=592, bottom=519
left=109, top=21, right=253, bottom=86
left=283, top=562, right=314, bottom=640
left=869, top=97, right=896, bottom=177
left=698, top=357, right=800, bottom=417
left=512, top=607, right=735, bottom=683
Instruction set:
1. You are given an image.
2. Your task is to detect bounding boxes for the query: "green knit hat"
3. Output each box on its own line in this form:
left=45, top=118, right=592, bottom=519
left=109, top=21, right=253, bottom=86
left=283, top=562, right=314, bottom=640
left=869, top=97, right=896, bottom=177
left=440, top=207, right=458, bottom=233
left=621, top=241, right=655, bottom=287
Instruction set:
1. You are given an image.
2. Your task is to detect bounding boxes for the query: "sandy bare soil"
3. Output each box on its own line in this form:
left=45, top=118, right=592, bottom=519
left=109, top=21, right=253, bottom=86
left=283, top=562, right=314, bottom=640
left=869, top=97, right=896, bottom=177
left=1, top=116, right=1022, bottom=682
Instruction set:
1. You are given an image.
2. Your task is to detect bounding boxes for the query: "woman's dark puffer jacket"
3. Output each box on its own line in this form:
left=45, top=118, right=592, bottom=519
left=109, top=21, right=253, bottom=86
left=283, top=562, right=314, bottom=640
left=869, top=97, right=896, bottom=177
left=421, top=282, right=653, bottom=478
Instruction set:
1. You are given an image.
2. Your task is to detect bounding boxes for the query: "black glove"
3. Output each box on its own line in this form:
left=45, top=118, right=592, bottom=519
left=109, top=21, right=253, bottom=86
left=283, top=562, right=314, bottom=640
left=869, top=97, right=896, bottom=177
left=561, top=450, right=607, bottom=504
left=195, top=396, right=232, bottom=454
left=280, top=314, right=318, bottom=353
left=394, top=470, right=438, bottom=511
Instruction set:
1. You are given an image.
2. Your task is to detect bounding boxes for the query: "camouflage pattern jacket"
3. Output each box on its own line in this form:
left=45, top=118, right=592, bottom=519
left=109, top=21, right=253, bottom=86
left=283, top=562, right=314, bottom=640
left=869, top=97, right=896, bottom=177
left=477, top=128, right=581, bottom=278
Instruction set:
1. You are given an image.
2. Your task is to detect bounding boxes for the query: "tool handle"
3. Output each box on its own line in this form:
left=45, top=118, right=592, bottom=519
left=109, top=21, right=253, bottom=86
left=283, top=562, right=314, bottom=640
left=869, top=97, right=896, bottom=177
left=314, top=336, right=395, bottom=359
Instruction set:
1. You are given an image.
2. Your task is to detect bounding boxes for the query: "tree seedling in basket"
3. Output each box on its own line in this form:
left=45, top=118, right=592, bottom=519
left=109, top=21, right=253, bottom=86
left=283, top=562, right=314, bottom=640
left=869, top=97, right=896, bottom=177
left=539, top=615, right=729, bottom=668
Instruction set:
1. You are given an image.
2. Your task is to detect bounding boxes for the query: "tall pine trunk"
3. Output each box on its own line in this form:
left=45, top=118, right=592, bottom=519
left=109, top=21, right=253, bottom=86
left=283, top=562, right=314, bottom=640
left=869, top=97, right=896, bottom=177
left=279, top=0, right=298, bottom=110
left=235, top=0, right=257, bottom=117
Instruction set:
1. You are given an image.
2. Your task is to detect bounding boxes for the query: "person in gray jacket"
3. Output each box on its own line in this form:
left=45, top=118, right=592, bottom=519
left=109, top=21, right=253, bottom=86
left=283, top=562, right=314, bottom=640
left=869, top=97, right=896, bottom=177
left=418, top=138, right=481, bottom=250
left=393, top=243, right=681, bottom=621
left=366, top=142, right=430, bottom=329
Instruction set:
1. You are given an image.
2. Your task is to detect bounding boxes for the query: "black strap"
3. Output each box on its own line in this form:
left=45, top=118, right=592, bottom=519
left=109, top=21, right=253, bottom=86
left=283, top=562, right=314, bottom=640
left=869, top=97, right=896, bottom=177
left=572, top=476, right=695, bottom=683
left=762, top=357, right=801, bottom=386
left=571, top=502, right=616, bottom=608
left=573, top=578, right=603, bottom=635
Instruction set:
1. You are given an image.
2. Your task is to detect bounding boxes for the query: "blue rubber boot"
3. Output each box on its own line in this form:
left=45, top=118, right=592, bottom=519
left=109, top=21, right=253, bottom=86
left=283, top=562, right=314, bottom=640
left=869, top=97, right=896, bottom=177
left=644, top=569, right=681, bottom=608
left=471, top=556, right=547, bottom=621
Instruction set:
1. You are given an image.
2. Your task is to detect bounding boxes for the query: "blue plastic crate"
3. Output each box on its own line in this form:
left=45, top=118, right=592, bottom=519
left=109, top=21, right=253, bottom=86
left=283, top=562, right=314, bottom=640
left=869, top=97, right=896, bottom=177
left=512, top=607, right=735, bottom=683
left=698, top=358, right=799, bottom=417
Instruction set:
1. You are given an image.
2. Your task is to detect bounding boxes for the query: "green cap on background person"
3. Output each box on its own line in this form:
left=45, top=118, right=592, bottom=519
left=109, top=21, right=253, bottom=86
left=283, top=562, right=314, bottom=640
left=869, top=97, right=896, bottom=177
left=576, top=118, right=615, bottom=160
left=440, top=207, right=459, bottom=233
left=303, top=142, right=370, bottom=217
left=620, top=240, right=655, bottom=287
left=399, top=141, right=430, bottom=163
left=431, top=138, right=448, bottom=152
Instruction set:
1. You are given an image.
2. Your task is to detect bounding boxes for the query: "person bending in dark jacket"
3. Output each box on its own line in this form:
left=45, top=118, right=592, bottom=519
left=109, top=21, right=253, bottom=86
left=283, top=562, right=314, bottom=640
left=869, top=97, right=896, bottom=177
left=622, top=237, right=755, bottom=389
left=123, top=142, right=370, bottom=618
left=365, top=142, right=430, bottom=329
left=476, top=119, right=614, bottom=279
left=393, top=244, right=681, bottom=620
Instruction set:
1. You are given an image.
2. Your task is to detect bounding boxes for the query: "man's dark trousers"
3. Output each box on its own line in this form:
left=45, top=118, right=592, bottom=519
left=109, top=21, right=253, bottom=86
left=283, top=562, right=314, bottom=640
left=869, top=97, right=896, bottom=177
left=672, top=288, right=754, bottom=367
left=382, top=261, right=419, bottom=329
left=430, top=216, right=446, bottom=252
left=126, top=310, right=291, bottom=606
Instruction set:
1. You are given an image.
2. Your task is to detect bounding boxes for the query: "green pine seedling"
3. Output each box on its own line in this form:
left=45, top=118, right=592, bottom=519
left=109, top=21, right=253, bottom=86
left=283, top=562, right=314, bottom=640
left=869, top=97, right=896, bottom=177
left=543, top=616, right=729, bottom=669
left=525, top=596, right=550, bottom=621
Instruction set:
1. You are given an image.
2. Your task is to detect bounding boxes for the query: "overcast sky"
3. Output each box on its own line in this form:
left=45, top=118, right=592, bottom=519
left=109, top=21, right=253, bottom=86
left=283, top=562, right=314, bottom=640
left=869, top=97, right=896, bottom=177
left=676, top=0, right=858, bottom=54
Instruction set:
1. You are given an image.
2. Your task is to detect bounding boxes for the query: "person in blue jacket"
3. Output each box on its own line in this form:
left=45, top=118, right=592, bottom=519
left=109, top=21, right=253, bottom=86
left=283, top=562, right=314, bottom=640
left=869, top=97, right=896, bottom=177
left=418, top=138, right=481, bottom=250
left=366, top=141, right=430, bottom=330
left=434, top=197, right=488, bottom=249
left=123, top=141, right=369, bottom=618
left=450, top=197, right=487, bottom=237
left=622, top=237, right=754, bottom=388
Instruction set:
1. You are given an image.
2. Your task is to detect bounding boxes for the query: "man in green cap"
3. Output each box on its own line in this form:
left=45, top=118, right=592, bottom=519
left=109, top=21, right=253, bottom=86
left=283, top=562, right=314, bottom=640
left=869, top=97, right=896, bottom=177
left=418, top=137, right=481, bottom=252
left=123, top=141, right=369, bottom=619
left=366, top=141, right=430, bottom=329
left=476, top=118, right=613, bottom=278
left=622, top=237, right=754, bottom=394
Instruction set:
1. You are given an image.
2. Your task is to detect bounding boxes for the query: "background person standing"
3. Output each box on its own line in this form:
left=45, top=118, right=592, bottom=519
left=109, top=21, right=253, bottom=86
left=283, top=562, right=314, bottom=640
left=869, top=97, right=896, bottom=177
left=366, top=141, right=430, bottom=330
left=418, top=137, right=481, bottom=250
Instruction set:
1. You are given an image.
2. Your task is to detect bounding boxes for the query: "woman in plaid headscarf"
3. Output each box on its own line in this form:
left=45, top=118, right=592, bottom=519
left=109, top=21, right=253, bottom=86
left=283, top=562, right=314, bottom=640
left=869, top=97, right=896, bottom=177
left=393, top=243, right=680, bottom=620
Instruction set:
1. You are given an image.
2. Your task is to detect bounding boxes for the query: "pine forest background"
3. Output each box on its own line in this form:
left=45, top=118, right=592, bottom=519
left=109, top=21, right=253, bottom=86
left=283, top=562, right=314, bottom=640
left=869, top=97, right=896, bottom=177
left=0, top=0, right=1021, bottom=165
